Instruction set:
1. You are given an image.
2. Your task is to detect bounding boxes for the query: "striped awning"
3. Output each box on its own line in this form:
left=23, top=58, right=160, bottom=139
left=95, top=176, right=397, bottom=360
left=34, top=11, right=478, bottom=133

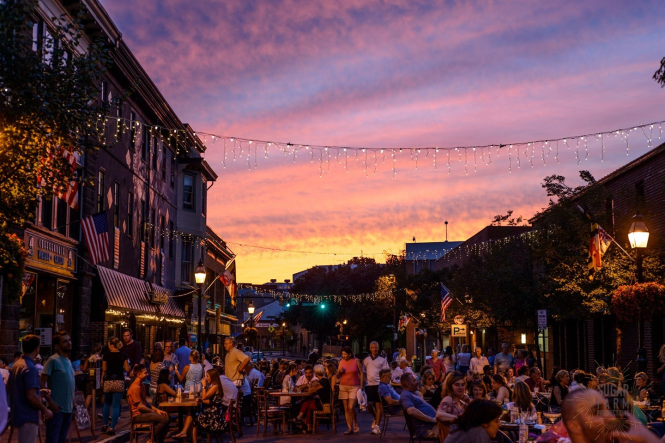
left=98, top=266, right=185, bottom=318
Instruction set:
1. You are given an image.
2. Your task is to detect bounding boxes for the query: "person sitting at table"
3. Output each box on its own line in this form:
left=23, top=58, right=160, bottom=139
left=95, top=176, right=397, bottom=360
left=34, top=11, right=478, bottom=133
left=514, top=366, right=529, bottom=384
left=524, top=367, right=546, bottom=393
left=153, top=368, right=176, bottom=408
left=175, top=350, right=204, bottom=392
left=436, top=372, right=470, bottom=424
left=490, top=374, right=512, bottom=404
left=324, top=362, right=338, bottom=386
left=470, top=380, right=487, bottom=401
left=174, top=368, right=227, bottom=440
left=482, top=375, right=492, bottom=395
left=272, top=361, right=288, bottom=389
left=400, top=373, right=438, bottom=438
left=442, top=399, right=504, bottom=443
left=246, top=362, right=265, bottom=387
left=149, top=348, right=165, bottom=400
left=280, top=363, right=299, bottom=406
left=291, top=365, right=331, bottom=433
left=633, top=372, right=657, bottom=403
left=507, top=381, right=536, bottom=416
left=378, top=369, right=401, bottom=415
left=419, top=369, right=437, bottom=403
left=219, top=372, right=238, bottom=408
left=391, top=357, right=412, bottom=384
left=127, top=364, right=170, bottom=443
left=549, top=370, right=570, bottom=409
left=296, top=364, right=319, bottom=390
left=504, top=368, right=515, bottom=388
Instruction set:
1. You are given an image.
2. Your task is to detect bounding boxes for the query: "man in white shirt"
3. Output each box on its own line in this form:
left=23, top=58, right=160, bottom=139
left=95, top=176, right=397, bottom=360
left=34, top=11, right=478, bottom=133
left=391, top=358, right=412, bottom=384
left=363, top=341, right=389, bottom=435
left=220, top=374, right=239, bottom=408
left=295, top=365, right=318, bottom=389
left=246, top=362, right=265, bottom=387
left=0, top=358, right=9, bottom=385
left=469, top=347, right=490, bottom=374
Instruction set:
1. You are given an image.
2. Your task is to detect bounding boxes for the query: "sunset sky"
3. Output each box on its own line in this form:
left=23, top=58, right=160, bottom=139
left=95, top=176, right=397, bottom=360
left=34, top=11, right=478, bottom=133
left=99, top=0, right=665, bottom=284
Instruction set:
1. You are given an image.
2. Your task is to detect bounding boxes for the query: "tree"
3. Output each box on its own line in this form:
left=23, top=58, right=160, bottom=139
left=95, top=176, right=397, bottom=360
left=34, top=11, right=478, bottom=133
left=654, top=57, right=665, bottom=87
left=0, top=0, right=114, bottom=299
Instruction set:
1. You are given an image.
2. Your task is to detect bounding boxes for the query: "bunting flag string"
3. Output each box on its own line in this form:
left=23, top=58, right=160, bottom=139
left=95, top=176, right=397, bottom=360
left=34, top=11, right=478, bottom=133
left=237, top=283, right=397, bottom=304
left=83, top=112, right=664, bottom=178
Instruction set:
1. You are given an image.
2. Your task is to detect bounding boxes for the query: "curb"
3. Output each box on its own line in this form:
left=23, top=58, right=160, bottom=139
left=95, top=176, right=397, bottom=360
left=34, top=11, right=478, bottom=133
left=94, top=429, right=130, bottom=443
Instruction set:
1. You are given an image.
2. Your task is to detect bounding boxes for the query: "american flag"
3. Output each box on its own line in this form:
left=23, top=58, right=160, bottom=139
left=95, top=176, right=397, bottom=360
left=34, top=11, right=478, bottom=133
left=56, top=150, right=79, bottom=210
left=81, top=212, right=110, bottom=265
left=440, top=283, right=452, bottom=323
left=252, top=310, right=264, bottom=323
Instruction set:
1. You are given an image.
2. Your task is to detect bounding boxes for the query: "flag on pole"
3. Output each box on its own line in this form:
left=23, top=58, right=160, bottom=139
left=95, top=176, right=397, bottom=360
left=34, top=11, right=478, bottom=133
left=588, top=223, right=612, bottom=280
left=253, top=310, right=264, bottom=323
left=440, top=283, right=452, bottom=322
left=81, top=212, right=110, bottom=265
left=56, top=150, right=79, bottom=210
left=398, top=314, right=411, bottom=331
left=221, top=259, right=237, bottom=308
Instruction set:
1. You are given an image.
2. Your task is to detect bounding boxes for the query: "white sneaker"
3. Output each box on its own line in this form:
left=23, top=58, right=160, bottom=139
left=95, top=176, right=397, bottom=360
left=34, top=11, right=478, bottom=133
left=371, top=425, right=381, bottom=435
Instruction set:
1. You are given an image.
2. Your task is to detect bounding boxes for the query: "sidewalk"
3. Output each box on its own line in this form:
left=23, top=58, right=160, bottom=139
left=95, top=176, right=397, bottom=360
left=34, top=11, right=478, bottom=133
left=1, top=404, right=410, bottom=443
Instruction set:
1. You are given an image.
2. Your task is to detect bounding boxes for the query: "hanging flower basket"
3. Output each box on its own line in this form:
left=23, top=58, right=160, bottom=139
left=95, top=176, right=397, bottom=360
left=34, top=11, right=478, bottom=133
left=611, top=282, right=665, bottom=323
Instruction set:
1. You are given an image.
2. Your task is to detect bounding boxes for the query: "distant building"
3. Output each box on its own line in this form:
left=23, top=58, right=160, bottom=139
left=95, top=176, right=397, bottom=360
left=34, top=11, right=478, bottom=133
left=406, top=241, right=463, bottom=274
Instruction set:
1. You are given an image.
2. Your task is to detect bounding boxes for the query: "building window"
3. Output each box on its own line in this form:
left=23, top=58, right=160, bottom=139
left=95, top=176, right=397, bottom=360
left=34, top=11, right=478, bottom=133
left=140, top=199, right=146, bottom=241
left=170, top=155, right=176, bottom=189
left=97, top=170, right=105, bottom=213
left=150, top=208, right=156, bottom=249
left=161, top=148, right=167, bottom=181
left=168, top=221, right=174, bottom=259
left=127, top=192, right=134, bottom=237
left=160, top=215, right=165, bottom=250
left=181, top=240, right=192, bottom=283
left=141, top=126, right=149, bottom=162
left=152, top=135, right=158, bottom=170
left=101, top=80, right=107, bottom=105
left=129, top=111, right=137, bottom=150
left=202, top=178, right=207, bottom=216
left=113, top=183, right=120, bottom=228
left=41, top=196, right=53, bottom=230
left=32, top=20, right=43, bottom=52
left=183, top=174, right=195, bottom=211
left=56, top=198, right=67, bottom=236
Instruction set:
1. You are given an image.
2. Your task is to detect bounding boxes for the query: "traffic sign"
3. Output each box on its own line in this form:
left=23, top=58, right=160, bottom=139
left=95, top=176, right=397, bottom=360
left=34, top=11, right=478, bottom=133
left=268, top=326, right=275, bottom=333
left=453, top=315, right=465, bottom=325
left=452, top=324, right=467, bottom=337
left=537, top=310, right=547, bottom=330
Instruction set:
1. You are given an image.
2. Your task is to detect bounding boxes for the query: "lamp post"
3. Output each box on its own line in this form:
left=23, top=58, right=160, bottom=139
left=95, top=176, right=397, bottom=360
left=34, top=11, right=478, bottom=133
left=281, top=322, right=286, bottom=356
left=194, top=260, right=207, bottom=353
left=388, top=274, right=397, bottom=354
left=247, top=301, right=255, bottom=351
left=628, top=214, right=649, bottom=372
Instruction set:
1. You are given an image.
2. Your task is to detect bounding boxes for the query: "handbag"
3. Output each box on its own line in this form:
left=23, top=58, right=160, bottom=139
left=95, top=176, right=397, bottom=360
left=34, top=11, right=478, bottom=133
left=103, top=379, right=125, bottom=393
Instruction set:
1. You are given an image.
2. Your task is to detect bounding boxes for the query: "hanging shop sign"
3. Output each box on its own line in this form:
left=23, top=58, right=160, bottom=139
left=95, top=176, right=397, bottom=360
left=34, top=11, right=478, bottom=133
left=451, top=324, right=467, bottom=337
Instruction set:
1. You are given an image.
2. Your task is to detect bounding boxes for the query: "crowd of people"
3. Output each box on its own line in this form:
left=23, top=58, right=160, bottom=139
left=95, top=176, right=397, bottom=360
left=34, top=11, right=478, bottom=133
left=4, top=333, right=665, bottom=443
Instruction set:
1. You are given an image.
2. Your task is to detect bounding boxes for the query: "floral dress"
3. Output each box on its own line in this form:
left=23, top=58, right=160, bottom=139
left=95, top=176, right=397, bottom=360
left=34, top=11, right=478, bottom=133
left=437, top=394, right=470, bottom=418
left=196, top=393, right=227, bottom=432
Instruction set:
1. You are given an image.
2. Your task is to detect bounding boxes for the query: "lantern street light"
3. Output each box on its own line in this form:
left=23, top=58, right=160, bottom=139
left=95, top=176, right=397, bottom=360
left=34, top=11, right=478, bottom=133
left=247, top=301, right=256, bottom=350
left=628, top=214, right=649, bottom=283
left=281, top=322, right=286, bottom=356
left=629, top=214, right=649, bottom=372
left=194, top=260, right=206, bottom=352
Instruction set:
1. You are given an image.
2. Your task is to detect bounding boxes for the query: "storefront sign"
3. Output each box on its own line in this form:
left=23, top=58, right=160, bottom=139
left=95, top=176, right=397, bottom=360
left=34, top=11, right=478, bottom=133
left=24, top=232, right=76, bottom=274
left=149, top=288, right=169, bottom=305
left=451, top=324, right=467, bottom=337
left=36, top=327, right=52, bottom=346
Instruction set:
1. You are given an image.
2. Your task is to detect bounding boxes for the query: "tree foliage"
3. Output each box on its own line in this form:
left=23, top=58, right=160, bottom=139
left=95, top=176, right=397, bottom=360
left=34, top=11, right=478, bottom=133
left=0, top=0, right=114, bottom=296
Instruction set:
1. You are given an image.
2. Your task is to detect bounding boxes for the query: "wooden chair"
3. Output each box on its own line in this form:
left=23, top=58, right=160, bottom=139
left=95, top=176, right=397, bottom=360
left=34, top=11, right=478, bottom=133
left=129, top=414, right=155, bottom=443
left=255, top=389, right=289, bottom=437
left=228, top=398, right=243, bottom=438
left=312, top=385, right=338, bottom=434
left=403, top=408, right=439, bottom=443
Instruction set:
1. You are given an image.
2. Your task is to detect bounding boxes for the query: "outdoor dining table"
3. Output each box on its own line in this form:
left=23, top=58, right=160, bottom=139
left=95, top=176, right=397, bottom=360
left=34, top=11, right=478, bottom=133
left=159, top=398, right=199, bottom=432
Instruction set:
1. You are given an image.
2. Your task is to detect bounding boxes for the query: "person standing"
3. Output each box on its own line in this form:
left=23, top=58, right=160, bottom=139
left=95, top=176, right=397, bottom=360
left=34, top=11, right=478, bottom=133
left=127, top=365, right=170, bottom=443
left=364, top=341, right=389, bottom=435
left=121, top=329, right=143, bottom=369
left=163, top=340, right=178, bottom=368
left=223, top=337, right=249, bottom=383
left=101, top=337, right=129, bottom=435
left=175, top=338, right=191, bottom=372
left=308, top=348, right=320, bottom=365
left=336, top=346, right=363, bottom=434
left=41, top=331, right=75, bottom=443
left=8, top=335, right=53, bottom=443
left=493, top=343, right=514, bottom=376
left=457, top=345, right=472, bottom=374
left=469, top=347, right=490, bottom=374
left=426, top=349, right=445, bottom=384
left=442, top=346, right=457, bottom=374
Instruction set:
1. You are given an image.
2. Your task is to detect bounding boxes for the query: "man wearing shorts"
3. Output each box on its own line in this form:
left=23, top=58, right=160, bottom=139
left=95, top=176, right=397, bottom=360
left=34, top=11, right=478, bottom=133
left=364, top=341, right=389, bottom=435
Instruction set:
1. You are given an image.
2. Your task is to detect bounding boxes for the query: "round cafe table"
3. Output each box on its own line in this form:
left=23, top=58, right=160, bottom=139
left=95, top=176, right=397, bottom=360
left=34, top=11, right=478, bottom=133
left=159, top=398, right=199, bottom=437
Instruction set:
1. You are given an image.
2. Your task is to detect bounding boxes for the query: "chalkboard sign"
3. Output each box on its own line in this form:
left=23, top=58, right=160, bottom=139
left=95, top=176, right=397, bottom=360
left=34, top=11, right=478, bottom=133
left=73, top=391, right=90, bottom=430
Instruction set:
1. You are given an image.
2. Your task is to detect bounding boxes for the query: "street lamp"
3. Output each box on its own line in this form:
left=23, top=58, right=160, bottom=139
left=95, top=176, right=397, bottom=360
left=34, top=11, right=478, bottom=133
left=281, top=322, right=286, bottom=356
left=629, top=214, right=649, bottom=372
left=247, top=301, right=255, bottom=351
left=194, top=259, right=206, bottom=353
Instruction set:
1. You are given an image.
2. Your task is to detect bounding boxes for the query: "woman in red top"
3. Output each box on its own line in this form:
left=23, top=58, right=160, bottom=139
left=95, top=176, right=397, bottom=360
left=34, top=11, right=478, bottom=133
left=335, top=346, right=364, bottom=434
left=427, top=349, right=446, bottom=384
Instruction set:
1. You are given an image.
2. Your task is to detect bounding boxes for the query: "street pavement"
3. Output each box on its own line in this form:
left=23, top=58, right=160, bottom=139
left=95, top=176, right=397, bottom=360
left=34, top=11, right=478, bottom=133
left=0, top=403, right=410, bottom=443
